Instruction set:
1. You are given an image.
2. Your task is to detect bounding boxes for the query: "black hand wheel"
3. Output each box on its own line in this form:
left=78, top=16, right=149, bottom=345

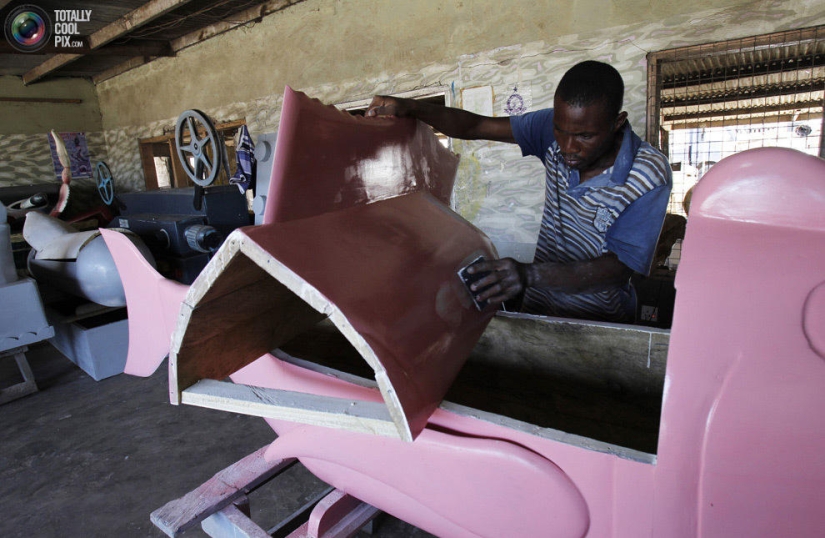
left=175, top=109, right=222, bottom=187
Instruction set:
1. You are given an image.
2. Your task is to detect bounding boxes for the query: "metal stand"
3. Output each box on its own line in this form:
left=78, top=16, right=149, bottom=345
left=151, top=445, right=380, bottom=538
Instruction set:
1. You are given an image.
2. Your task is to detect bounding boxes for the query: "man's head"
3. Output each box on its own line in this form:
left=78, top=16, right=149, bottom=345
left=556, top=60, right=624, bottom=119
left=552, top=61, right=628, bottom=176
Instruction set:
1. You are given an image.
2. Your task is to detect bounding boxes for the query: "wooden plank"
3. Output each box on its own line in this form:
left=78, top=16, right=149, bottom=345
left=87, top=0, right=194, bottom=49
left=0, top=97, right=82, bottom=104
left=181, top=379, right=400, bottom=438
left=22, top=54, right=83, bottom=85
left=470, top=313, right=668, bottom=395
left=448, top=313, right=667, bottom=454
left=93, top=56, right=149, bottom=85
left=23, top=0, right=192, bottom=84
left=170, top=0, right=297, bottom=52
left=150, top=446, right=296, bottom=537
left=268, top=486, right=335, bottom=538
left=2, top=40, right=171, bottom=56
left=275, top=347, right=658, bottom=463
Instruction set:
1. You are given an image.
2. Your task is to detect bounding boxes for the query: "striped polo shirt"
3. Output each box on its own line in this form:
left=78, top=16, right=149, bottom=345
left=511, top=109, right=672, bottom=322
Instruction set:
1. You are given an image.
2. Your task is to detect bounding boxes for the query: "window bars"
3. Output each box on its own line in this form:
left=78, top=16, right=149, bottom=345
left=646, top=26, right=825, bottom=267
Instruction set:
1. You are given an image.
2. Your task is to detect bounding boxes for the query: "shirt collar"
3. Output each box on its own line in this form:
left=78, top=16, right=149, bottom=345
left=554, top=122, right=642, bottom=189
left=609, top=122, right=642, bottom=185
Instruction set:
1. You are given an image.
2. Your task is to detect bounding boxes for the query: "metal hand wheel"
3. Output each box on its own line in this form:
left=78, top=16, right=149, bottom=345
left=175, top=109, right=222, bottom=187
left=95, top=161, right=115, bottom=205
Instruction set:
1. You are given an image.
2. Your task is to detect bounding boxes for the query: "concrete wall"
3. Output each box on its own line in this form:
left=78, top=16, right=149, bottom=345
left=0, top=76, right=105, bottom=209
left=0, top=76, right=102, bottom=135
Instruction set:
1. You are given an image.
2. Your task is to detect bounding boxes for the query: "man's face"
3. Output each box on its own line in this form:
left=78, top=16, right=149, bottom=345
left=552, top=95, right=627, bottom=176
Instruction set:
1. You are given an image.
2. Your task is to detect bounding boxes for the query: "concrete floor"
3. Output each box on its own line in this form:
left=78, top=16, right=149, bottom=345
left=0, top=342, right=434, bottom=538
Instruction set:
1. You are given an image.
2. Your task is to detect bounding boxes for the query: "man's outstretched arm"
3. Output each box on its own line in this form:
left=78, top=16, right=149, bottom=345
left=365, top=95, right=515, bottom=143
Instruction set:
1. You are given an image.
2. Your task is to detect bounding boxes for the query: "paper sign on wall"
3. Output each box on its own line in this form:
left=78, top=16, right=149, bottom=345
left=461, top=86, right=494, bottom=116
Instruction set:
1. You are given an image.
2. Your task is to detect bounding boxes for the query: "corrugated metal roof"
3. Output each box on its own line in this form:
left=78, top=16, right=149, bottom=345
left=654, top=27, right=825, bottom=120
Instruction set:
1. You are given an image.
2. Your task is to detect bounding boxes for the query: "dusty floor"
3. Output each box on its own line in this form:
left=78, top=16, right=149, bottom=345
left=0, top=342, right=434, bottom=537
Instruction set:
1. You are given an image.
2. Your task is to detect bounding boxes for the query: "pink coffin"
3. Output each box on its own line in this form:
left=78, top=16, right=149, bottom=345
left=103, top=82, right=825, bottom=536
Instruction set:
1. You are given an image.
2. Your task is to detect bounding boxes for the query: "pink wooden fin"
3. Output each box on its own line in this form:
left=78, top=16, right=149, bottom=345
left=99, top=228, right=188, bottom=376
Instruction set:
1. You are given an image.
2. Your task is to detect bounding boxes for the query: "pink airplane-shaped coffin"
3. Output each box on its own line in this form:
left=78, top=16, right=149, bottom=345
left=102, top=86, right=825, bottom=537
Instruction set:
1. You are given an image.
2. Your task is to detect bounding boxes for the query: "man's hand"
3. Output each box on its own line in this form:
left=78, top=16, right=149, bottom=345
left=466, top=257, right=529, bottom=306
left=365, top=95, right=411, bottom=118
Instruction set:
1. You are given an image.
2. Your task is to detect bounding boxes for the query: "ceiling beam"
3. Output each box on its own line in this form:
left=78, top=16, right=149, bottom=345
left=171, top=0, right=297, bottom=52
left=95, top=0, right=302, bottom=84
left=88, top=0, right=193, bottom=49
left=22, top=0, right=193, bottom=85
left=93, top=56, right=150, bottom=85
left=0, top=97, right=82, bottom=104
left=22, top=53, right=84, bottom=85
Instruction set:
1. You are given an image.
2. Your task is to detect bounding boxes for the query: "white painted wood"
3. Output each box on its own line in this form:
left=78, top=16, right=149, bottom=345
left=181, top=380, right=400, bottom=438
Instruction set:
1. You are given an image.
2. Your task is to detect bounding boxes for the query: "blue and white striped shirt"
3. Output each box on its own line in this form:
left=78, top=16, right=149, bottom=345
left=511, top=109, right=672, bottom=322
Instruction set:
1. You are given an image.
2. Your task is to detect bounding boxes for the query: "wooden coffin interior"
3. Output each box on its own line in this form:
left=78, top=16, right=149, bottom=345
left=279, top=313, right=668, bottom=457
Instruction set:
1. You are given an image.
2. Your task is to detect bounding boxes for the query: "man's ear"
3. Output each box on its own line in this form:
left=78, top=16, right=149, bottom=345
left=614, top=111, right=628, bottom=132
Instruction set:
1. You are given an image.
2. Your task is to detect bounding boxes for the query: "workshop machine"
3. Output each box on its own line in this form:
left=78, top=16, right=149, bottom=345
left=19, top=109, right=266, bottom=381
left=103, top=110, right=253, bottom=284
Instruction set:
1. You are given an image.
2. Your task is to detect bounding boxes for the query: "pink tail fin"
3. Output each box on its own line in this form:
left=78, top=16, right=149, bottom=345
left=100, top=228, right=188, bottom=377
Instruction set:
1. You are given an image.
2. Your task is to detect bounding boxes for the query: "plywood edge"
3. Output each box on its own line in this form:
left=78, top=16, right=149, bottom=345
left=495, top=310, right=670, bottom=337
left=169, top=301, right=194, bottom=405
left=182, top=230, right=246, bottom=308
left=181, top=379, right=402, bottom=439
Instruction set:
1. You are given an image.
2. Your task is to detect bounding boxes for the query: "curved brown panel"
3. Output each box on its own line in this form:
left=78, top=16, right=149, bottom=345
left=263, top=86, right=459, bottom=224
left=171, top=88, right=497, bottom=441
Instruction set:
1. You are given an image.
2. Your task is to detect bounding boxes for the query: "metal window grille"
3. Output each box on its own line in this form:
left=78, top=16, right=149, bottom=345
left=646, top=26, right=825, bottom=269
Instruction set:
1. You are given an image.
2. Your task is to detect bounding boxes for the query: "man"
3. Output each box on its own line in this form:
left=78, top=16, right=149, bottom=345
left=366, top=61, right=672, bottom=323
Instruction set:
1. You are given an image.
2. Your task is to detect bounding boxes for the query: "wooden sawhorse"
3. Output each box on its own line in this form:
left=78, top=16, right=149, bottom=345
left=151, top=445, right=380, bottom=538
